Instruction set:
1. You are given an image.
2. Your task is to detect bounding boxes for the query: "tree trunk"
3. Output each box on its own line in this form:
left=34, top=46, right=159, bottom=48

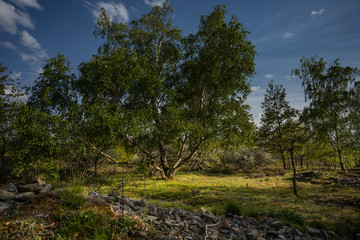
left=338, top=149, right=348, bottom=172
left=280, top=150, right=286, bottom=169
left=290, top=146, right=297, bottom=196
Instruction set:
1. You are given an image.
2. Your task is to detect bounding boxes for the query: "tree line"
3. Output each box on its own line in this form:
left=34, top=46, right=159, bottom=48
left=1, top=2, right=359, bottom=182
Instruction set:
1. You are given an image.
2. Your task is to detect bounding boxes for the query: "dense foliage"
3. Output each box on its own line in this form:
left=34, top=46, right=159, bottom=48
left=0, top=3, right=359, bottom=182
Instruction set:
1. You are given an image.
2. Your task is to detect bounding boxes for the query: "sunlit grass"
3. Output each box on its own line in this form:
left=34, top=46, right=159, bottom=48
left=86, top=168, right=360, bottom=235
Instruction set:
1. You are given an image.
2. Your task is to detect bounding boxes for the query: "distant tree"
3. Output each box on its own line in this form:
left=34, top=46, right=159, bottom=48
left=349, top=81, right=360, bottom=165
left=258, top=80, right=298, bottom=169
left=293, top=56, right=360, bottom=171
left=77, top=3, right=256, bottom=179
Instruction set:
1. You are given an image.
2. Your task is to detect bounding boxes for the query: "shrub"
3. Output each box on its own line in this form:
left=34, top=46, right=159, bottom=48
left=111, top=215, right=137, bottom=236
left=270, top=208, right=305, bottom=226
left=241, top=203, right=261, bottom=218
left=57, top=210, right=110, bottom=239
left=222, top=148, right=274, bottom=169
left=59, top=190, right=86, bottom=209
left=224, top=201, right=242, bottom=215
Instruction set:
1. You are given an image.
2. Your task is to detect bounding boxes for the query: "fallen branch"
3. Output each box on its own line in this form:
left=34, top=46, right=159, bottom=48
left=205, top=222, right=220, bottom=240
left=89, top=142, right=119, bottom=164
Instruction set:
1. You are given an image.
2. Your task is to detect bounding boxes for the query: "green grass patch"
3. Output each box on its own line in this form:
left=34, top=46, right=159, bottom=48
left=59, top=189, right=87, bottom=209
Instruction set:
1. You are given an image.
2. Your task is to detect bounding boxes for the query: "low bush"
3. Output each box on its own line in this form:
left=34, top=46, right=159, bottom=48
left=241, top=203, right=261, bottom=218
left=224, top=201, right=242, bottom=215
left=57, top=210, right=109, bottom=239
left=58, top=189, right=86, bottom=209
left=222, top=148, right=274, bottom=170
left=269, top=208, right=305, bottom=226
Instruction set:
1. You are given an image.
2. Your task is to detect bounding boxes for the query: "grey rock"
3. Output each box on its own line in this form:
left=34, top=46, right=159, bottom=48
left=108, top=191, right=119, bottom=197
left=14, top=192, right=35, bottom=201
left=104, top=196, right=115, bottom=203
left=39, top=184, right=52, bottom=193
left=320, top=229, right=329, bottom=240
left=327, top=231, right=339, bottom=239
left=307, top=226, right=324, bottom=239
left=237, top=229, right=248, bottom=240
left=119, top=197, right=130, bottom=205
left=174, top=213, right=182, bottom=222
left=88, top=191, right=99, bottom=197
left=0, top=190, right=16, bottom=201
left=291, top=228, right=303, bottom=237
left=193, top=215, right=203, bottom=223
left=146, top=215, right=158, bottom=221
left=140, top=199, right=147, bottom=206
left=246, top=229, right=258, bottom=240
left=277, top=228, right=286, bottom=235
left=6, top=183, right=17, bottom=192
left=276, top=235, right=287, bottom=240
left=0, top=202, right=12, bottom=213
left=293, top=236, right=304, bottom=240
left=18, top=183, right=43, bottom=193
left=267, top=230, right=278, bottom=237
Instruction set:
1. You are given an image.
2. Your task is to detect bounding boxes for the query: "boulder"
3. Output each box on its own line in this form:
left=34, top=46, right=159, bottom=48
left=14, top=192, right=35, bottom=201
left=0, top=190, right=16, bottom=201
left=18, top=183, right=44, bottom=193
left=6, top=182, right=17, bottom=192
left=0, top=201, right=12, bottom=213
left=39, top=184, right=52, bottom=193
left=307, top=226, right=325, bottom=239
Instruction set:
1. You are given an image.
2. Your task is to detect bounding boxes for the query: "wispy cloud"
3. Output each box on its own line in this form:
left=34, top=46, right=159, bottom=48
left=251, top=86, right=261, bottom=92
left=283, top=32, right=295, bottom=39
left=18, top=48, right=48, bottom=63
left=264, top=74, right=274, bottom=79
left=20, top=30, right=41, bottom=50
left=0, top=0, right=34, bottom=34
left=85, top=1, right=129, bottom=23
left=9, top=71, right=21, bottom=79
left=10, top=0, right=42, bottom=10
left=1, top=41, right=18, bottom=50
left=144, top=0, right=166, bottom=7
left=18, top=31, right=48, bottom=65
left=310, top=9, right=325, bottom=17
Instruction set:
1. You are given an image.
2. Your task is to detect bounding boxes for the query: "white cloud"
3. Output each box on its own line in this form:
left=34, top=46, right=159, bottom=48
left=283, top=32, right=295, bottom=39
left=85, top=1, right=129, bottom=23
left=310, top=9, right=325, bottom=17
left=20, top=30, right=41, bottom=50
left=18, top=48, right=48, bottom=63
left=17, top=30, right=48, bottom=64
left=0, top=0, right=34, bottom=34
left=9, top=71, right=21, bottom=79
left=1, top=41, right=18, bottom=49
left=10, top=0, right=42, bottom=10
left=251, top=86, right=261, bottom=92
left=144, top=0, right=166, bottom=7
left=264, top=74, right=274, bottom=79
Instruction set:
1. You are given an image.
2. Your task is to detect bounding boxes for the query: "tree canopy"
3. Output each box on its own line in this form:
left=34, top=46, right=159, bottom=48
left=75, top=3, right=256, bottom=179
left=293, top=56, right=360, bottom=171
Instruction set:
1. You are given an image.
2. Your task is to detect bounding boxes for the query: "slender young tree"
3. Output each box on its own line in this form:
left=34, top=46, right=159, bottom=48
left=293, top=56, right=360, bottom=171
left=282, top=118, right=309, bottom=195
left=258, top=80, right=297, bottom=169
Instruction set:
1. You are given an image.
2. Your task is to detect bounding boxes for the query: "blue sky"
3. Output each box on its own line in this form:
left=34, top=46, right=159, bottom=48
left=1, top=0, right=360, bottom=124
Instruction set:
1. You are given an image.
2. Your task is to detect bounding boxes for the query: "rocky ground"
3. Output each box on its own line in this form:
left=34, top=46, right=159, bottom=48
left=295, top=171, right=360, bottom=188
left=89, top=191, right=338, bottom=240
left=0, top=178, right=355, bottom=239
